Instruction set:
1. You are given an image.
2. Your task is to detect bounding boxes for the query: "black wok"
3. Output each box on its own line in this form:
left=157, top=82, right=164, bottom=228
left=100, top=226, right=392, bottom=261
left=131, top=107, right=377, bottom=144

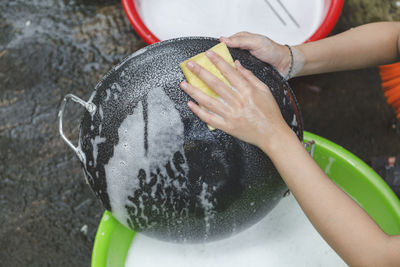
left=58, top=37, right=303, bottom=242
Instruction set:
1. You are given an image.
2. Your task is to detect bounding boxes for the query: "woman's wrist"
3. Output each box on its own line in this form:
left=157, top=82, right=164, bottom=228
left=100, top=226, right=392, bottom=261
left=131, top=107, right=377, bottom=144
left=259, top=124, right=301, bottom=158
left=276, top=44, right=292, bottom=78
left=290, top=45, right=306, bottom=78
left=277, top=44, right=306, bottom=79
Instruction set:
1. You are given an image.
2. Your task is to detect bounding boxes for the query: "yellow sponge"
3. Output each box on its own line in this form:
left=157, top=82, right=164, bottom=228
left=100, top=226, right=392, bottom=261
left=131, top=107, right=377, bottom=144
left=180, top=42, right=235, bottom=130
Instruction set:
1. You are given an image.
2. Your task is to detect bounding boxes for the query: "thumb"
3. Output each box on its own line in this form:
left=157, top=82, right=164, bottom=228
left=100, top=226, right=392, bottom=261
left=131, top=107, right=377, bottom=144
left=220, top=32, right=259, bottom=50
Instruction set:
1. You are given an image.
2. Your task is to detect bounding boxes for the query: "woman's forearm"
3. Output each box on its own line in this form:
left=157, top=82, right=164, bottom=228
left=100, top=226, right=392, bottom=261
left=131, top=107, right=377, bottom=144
left=262, top=129, right=399, bottom=267
left=295, top=22, right=400, bottom=76
left=182, top=48, right=400, bottom=266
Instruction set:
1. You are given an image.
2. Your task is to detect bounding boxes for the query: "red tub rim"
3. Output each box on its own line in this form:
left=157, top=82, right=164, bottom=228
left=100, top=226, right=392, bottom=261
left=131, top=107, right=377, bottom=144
left=122, top=0, right=344, bottom=45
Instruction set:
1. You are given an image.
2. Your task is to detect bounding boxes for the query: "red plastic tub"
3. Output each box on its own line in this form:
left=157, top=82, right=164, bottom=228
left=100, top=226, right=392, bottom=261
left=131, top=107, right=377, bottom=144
left=122, top=0, right=343, bottom=45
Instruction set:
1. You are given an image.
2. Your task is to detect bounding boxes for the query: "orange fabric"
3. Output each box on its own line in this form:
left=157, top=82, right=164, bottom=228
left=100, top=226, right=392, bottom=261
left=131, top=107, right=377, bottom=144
left=379, top=71, right=400, bottom=82
left=384, top=85, right=400, bottom=98
left=379, top=62, right=400, bottom=70
left=387, top=90, right=400, bottom=105
left=392, top=98, right=400, bottom=109
left=382, top=76, right=400, bottom=89
left=380, top=63, right=400, bottom=119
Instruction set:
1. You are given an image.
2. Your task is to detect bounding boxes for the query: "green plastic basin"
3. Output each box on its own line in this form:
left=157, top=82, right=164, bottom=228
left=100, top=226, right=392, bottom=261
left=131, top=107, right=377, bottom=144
left=91, top=131, right=400, bottom=267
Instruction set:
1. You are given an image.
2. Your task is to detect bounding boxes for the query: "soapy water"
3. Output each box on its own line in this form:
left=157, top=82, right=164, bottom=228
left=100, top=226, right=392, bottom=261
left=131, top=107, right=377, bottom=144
left=125, top=194, right=346, bottom=267
left=136, top=0, right=324, bottom=45
left=198, top=181, right=216, bottom=238
left=91, top=135, right=106, bottom=168
left=291, top=114, right=298, bottom=127
left=105, top=86, right=191, bottom=230
left=104, top=86, right=218, bottom=236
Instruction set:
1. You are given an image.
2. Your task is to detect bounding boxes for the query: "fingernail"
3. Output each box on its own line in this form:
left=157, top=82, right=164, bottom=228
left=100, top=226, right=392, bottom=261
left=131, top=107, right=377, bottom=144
left=187, top=61, right=195, bottom=69
left=235, top=60, right=242, bottom=67
left=187, top=101, right=193, bottom=107
left=205, top=50, right=215, bottom=57
left=180, top=81, right=188, bottom=89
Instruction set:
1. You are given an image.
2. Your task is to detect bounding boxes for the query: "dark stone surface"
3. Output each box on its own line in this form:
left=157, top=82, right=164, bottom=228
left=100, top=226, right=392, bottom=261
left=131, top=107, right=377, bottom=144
left=0, top=0, right=399, bottom=266
left=292, top=68, right=400, bottom=163
left=0, top=0, right=145, bottom=266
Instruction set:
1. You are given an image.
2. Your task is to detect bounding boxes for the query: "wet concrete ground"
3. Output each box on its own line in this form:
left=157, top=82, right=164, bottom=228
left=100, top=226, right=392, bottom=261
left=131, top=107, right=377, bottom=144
left=1, top=0, right=400, bottom=266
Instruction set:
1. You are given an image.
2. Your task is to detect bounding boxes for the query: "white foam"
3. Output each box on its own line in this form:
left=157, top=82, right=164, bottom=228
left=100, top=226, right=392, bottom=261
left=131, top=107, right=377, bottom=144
left=104, top=87, right=190, bottom=229
left=112, top=83, right=123, bottom=93
left=291, top=114, right=297, bottom=127
left=198, top=181, right=216, bottom=237
left=136, top=0, right=325, bottom=45
left=105, top=89, right=111, bottom=102
left=125, top=194, right=346, bottom=267
left=98, top=123, right=103, bottom=135
left=98, top=105, right=104, bottom=120
left=91, top=135, right=106, bottom=167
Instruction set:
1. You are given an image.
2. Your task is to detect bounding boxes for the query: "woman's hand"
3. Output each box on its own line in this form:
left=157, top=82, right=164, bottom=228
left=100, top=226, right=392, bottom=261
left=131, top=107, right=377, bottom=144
left=179, top=49, right=293, bottom=152
left=220, top=32, right=291, bottom=78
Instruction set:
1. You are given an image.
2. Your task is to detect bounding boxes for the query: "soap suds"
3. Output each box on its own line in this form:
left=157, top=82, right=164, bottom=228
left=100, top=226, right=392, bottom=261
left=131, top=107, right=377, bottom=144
left=105, top=89, right=111, bottom=102
left=125, top=194, right=346, bottom=267
left=291, top=114, right=297, bottom=127
left=198, top=181, right=216, bottom=237
left=104, top=87, right=192, bottom=230
left=91, top=136, right=106, bottom=167
left=111, top=82, right=123, bottom=93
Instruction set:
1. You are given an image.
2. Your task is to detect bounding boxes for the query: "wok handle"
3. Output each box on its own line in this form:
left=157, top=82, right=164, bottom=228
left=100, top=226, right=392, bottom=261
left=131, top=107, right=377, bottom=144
left=58, top=94, right=96, bottom=162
